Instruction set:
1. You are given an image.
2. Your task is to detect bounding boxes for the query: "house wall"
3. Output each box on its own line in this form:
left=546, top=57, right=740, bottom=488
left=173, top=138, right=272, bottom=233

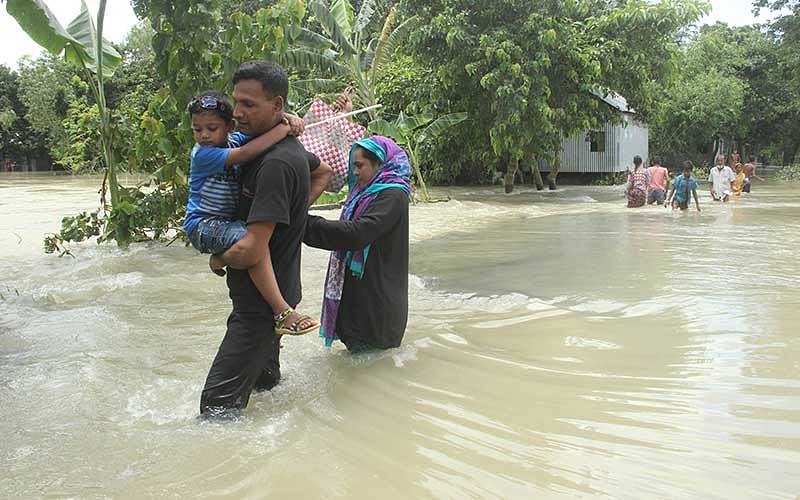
left=537, top=114, right=649, bottom=173
left=618, top=115, right=649, bottom=172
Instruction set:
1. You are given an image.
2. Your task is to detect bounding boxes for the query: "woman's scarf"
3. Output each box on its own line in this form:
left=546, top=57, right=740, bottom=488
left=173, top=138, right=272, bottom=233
left=319, top=136, right=412, bottom=346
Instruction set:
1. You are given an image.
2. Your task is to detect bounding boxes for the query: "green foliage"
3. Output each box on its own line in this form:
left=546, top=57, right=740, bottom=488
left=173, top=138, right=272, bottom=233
left=649, top=2, right=800, bottom=166
left=757, top=1, right=800, bottom=164
left=368, top=110, right=467, bottom=199
left=0, top=63, right=48, bottom=159
left=777, top=163, right=800, bottom=182
left=40, top=0, right=307, bottom=254
left=15, top=61, right=109, bottom=172
left=16, top=55, right=82, bottom=154
left=590, top=172, right=628, bottom=186
left=650, top=70, right=746, bottom=160
left=294, top=0, right=416, bottom=119
left=313, top=190, right=348, bottom=205
left=0, top=106, right=15, bottom=130
left=371, top=53, right=434, bottom=117
left=52, top=99, right=102, bottom=172
left=107, top=182, right=189, bottom=246
left=401, top=0, right=708, bottom=189
left=649, top=24, right=782, bottom=166
left=44, top=211, right=102, bottom=256
left=8, top=0, right=125, bottom=207
left=134, top=0, right=305, bottom=108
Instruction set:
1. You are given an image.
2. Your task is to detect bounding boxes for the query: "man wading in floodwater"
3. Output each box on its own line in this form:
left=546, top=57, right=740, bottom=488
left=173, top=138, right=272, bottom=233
left=200, top=60, right=331, bottom=416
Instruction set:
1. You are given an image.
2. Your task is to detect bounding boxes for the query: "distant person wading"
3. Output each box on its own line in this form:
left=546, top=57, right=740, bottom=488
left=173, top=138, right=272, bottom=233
left=626, top=155, right=649, bottom=208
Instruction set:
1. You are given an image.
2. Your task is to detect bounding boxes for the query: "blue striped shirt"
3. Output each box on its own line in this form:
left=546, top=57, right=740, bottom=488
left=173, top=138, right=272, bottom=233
left=183, top=132, right=249, bottom=236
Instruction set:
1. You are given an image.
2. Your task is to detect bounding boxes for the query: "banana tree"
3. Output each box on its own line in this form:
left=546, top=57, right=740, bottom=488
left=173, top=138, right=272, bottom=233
left=283, top=0, right=415, bottom=120
left=368, top=111, right=467, bottom=201
left=7, top=0, right=122, bottom=204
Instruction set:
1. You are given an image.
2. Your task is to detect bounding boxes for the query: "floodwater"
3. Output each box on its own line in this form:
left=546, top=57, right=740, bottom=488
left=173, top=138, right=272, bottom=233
left=1, top=173, right=799, bottom=499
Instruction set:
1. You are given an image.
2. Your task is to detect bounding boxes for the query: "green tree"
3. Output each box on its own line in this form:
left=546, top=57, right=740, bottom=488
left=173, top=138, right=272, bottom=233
left=37, top=0, right=307, bottom=254
left=0, top=64, right=49, bottom=163
left=649, top=22, right=798, bottom=167
left=401, top=0, right=707, bottom=192
left=15, top=55, right=79, bottom=157
left=649, top=24, right=748, bottom=165
left=755, top=0, right=800, bottom=164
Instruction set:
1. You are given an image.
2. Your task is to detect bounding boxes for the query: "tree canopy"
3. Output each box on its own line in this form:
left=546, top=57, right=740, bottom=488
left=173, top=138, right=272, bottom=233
left=400, top=0, right=708, bottom=188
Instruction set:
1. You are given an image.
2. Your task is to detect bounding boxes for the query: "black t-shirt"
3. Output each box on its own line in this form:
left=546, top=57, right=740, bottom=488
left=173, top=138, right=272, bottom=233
left=226, top=136, right=314, bottom=310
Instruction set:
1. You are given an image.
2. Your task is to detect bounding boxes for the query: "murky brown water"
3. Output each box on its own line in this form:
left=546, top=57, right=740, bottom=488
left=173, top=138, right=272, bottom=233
left=1, top=173, right=799, bottom=499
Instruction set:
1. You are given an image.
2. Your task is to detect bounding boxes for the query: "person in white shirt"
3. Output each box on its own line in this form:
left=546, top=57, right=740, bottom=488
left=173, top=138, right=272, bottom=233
left=708, top=155, right=736, bottom=202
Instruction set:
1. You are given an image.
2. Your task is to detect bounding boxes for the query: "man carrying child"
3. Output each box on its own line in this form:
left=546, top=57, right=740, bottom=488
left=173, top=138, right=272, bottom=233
left=198, top=61, right=332, bottom=415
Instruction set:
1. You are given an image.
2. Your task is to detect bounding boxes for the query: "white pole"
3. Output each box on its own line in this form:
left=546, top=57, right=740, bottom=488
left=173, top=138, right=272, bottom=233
left=304, top=104, right=382, bottom=129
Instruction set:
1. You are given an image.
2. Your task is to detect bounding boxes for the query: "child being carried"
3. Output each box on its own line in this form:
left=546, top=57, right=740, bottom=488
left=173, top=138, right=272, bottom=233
left=184, top=91, right=319, bottom=336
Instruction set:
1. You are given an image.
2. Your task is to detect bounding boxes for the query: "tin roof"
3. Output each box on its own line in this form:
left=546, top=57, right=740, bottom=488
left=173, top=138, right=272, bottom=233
left=588, top=88, right=635, bottom=114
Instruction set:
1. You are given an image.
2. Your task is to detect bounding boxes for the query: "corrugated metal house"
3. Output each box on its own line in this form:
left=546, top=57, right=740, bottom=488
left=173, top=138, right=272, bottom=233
left=537, top=94, right=648, bottom=173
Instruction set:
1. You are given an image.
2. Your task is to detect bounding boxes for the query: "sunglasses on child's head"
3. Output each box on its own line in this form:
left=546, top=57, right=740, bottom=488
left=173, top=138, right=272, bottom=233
left=188, top=95, right=224, bottom=112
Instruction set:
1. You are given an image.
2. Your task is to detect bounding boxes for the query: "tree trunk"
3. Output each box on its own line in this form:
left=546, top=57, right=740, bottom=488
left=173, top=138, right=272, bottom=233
left=503, top=156, right=518, bottom=193
left=530, top=158, right=544, bottom=190
left=783, top=142, right=799, bottom=165
left=408, top=147, right=430, bottom=202
left=546, top=155, right=561, bottom=190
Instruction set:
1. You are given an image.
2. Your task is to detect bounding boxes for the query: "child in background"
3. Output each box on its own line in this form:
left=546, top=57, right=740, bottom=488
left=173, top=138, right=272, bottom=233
left=666, top=161, right=701, bottom=212
left=646, top=158, right=669, bottom=205
left=184, top=91, right=319, bottom=336
left=743, top=155, right=764, bottom=193
left=732, top=163, right=746, bottom=196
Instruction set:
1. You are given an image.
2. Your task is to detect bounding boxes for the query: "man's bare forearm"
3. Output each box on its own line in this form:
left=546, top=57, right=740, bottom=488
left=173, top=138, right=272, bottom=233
left=219, top=242, right=262, bottom=269
left=309, top=161, right=333, bottom=205
left=217, top=223, right=273, bottom=270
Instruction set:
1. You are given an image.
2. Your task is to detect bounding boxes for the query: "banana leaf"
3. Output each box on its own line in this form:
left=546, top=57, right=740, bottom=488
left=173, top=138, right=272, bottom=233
left=367, top=118, right=407, bottom=145
left=416, top=112, right=468, bottom=144
left=353, top=0, right=376, bottom=34
left=309, top=0, right=356, bottom=55
left=280, top=48, right=349, bottom=75
left=329, top=0, right=355, bottom=38
left=370, top=13, right=416, bottom=80
left=7, top=0, right=122, bottom=78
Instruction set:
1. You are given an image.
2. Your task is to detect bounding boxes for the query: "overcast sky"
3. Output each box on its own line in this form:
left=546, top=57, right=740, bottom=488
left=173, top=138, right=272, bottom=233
left=0, top=0, right=138, bottom=68
left=0, top=0, right=786, bottom=69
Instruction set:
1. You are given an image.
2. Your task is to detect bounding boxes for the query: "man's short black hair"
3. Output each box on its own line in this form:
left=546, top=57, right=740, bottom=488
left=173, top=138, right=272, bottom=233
left=652, top=157, right=662, bottom=166
left=187, top=91, right=234, bottom=122
left=682, top=160, right=694, bottom=172
left=233, top=60, right=289, bottom=101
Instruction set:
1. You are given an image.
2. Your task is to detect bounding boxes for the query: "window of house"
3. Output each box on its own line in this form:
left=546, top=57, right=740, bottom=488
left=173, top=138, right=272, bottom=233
left=589, top=131, right=606, bottom=153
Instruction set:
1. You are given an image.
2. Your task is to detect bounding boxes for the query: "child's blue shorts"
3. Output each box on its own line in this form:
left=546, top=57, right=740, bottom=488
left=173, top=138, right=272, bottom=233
left=188, top=216, right=247, bottom=254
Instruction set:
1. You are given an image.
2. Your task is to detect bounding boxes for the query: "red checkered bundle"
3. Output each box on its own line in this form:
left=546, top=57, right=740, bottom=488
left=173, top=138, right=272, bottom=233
left=298, top=99, right=366, bottom=192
